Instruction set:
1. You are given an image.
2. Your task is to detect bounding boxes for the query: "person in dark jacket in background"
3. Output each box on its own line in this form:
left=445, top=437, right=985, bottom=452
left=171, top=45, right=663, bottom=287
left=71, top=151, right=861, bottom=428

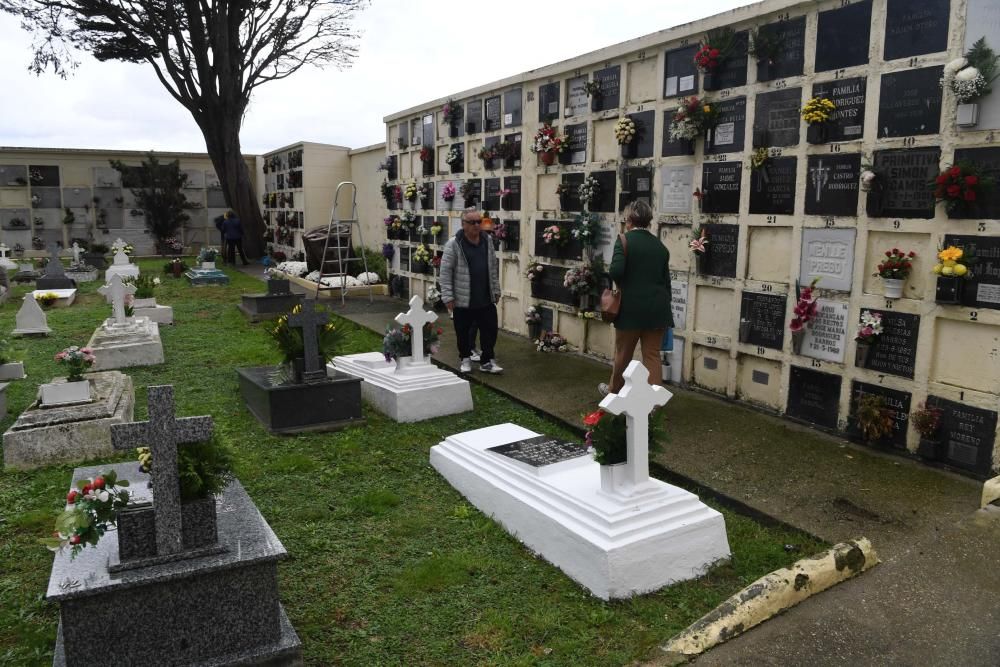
left=221, top=210, right=249, bottom=266
left=599, top=199, right=673, bottom=395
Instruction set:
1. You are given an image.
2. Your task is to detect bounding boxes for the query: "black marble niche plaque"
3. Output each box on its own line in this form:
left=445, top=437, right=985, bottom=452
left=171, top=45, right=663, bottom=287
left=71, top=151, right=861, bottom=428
left=942, top=234, right=1000, bottom=310
left=466, top=100, right=483, bottom=134
left=530, top=263, right=575, bottom=305
left=756, top=17, right=805, bottom=81
left=503, top=176, right=521, bottom=211
left=627, top=110, right=655, bottom=159
left=539, top=306, right=555, bottom=332
left=740, top=291, right=787, bottom=350
left=714, top=31, right=749, bottom=90
left=560, top=173, right=584, bottom=212
left=591, top=170, right=617, bottom=213
left=787, top=366, right=842, bottom=429
left=749, top=156, right=797, bottom=215
left=503, top=88, right=522, bottom=128
left=539, top=82, right=560, bottom=122
left=754, top=88, right=802, bottom=147
left=701, top=223, right=739, bottom=278
left=662, top=110, right=696, bottom=157
left=873, top=148, right=941, bottom=219
left=815, top=0, right=872, bottom=72
left=877, top=67, right=944, bottom=138
left=701, top=162, right=742, bottom=214
left=593, top=65, right=621, bottom=112
left=927, top=396, right=998, bottom=477
left=812, top=78, right=867, bottom=143
left=489, top=435, right=588, bottom=467
left=560, top=123, right=588, bottom=165
left=422, top=114, right=435, bottom=147
left=484, top=96, right=502, bottom=132
left=663, top=45, right=699, bottom=98
left=29, top=165, right=60, bottom=186
left=805, top=154, right=861, bottom=217
left=462, top=179, right=482, bottom=208
left=483, top=178, right=501, bottom=211
left=398, top=122, right=409, bottom=147
left=500, top=219, right=520, bottom=249
left=399, top=246, right=411, bottom=272
left=850, top=381, right=911, bottom=449
left=503, top=132, right=522, bottom=170
left=534, top=220, right=583, bottom=262
left=483, top=136, right=500, bottom=171
left=705, top=97, right=747, bottom=155
left=883, top=0, right=950, bottom=61
left=953, top=147, right=1000, bottom=219
left=863, top=310, right=919, bottom=379
left=618, top=166, right=653, bottom=211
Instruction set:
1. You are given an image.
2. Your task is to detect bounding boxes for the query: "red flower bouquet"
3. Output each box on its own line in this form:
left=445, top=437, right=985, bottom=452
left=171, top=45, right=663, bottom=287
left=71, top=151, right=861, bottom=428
left=933, top=163, right=992, bottom=216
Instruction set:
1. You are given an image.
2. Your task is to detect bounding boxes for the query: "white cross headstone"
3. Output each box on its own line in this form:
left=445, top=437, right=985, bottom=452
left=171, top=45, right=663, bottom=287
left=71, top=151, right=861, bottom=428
left=111, top=238, right=127, bottom=253
left=111, top=238, right=130, bottom=266
left=71, top=242, right=82, bottom=264
left=99, top=273, right=136, bottom=326
left=598, top=360, right=672, bottom=496
left=395, top=295, right=438, bottom=366
left=0, top=244, right=16, bottom=271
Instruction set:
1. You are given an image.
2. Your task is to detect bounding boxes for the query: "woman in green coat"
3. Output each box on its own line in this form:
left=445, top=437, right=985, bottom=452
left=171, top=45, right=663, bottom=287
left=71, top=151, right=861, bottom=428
left=599, top=200, right=673, bottom=395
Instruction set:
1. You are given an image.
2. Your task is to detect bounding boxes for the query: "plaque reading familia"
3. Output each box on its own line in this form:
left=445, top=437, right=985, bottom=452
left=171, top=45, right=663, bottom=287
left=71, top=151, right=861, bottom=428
left=561, top=123, right=588, bottom=165
left=862, top=310, right=919, bottom=379
left=873, top=148, right=941, bottom=219
left=877, top=67, right=944, bottom=138
left=756, top=16, right=805, bottom=81
left=661, top=165, right=694, bottom=214
left=488, top=435, right=588, bottom=468
left=800, top=228, right=857, bottom=292
left=787, top=366, right=842, bottom=430
left=714, top=30, right=749, bottom=90
left=805, top=154, right=861, bottom=217
left=942, top=234, right=1000, bottom=310
left=749, top=156, right=797, bottom=215
left=927, top=396, right=997, bottom=476
left=705, top=97, right=747, bottom=155
left=740, top=292, right=787, bottom=350
left=566, top=76, right=589, bottom=117
left=801, top=299, right=849, bottom=363
left=593, top=65, right=621, bottom=111
left=850, top=382, right=911, bottom=449
left=812, top=77, right=867, bottom=142
left=701, top=162, right=742, bottom=214
left=883, top=0, right=950, bottom=61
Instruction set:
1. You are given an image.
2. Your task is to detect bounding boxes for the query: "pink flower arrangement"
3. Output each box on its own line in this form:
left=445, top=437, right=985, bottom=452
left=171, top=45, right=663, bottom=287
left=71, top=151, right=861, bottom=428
left=441, top=182, right=456, bottom=202
left=789, top=278, right=820, bottom=332
left=542, top=223, right=568, bottom=247
left=55, top=345, right=96, bottom=382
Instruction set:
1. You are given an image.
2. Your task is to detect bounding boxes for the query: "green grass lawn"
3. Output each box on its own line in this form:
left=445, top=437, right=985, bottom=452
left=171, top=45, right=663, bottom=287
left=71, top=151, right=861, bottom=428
left=0, top=260, right=825, bottom=666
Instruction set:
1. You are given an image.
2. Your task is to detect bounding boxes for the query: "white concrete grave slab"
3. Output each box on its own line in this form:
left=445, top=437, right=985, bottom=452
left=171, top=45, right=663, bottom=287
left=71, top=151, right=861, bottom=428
left=0, top=244, right=18, bottom=271
left=104, top=238, right=139, bottom=281
left=30, top=288, right=77, bottom=308
left=87, top=274, right=164, bottom=370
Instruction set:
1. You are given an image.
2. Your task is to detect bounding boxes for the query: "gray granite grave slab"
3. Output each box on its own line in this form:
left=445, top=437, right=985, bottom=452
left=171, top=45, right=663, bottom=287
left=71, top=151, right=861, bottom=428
left=37, top=244, right=76, bottom=290
left=31, top=186, right=62, bottom=209
left=0, top=164, right=28, bottom=185
left=91, top=167, right=121, bottom=188
left=11, top=294, right=51, bottom=336
left=61, top=187, right=92, bottom=209
left=2, top=371, right=133, bottom=469
left=238, top=281, right=302, bottom=322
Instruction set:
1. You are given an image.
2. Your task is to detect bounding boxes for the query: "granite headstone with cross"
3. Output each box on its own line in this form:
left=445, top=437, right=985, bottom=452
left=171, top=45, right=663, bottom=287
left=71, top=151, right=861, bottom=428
left=37, top=243, right=76, bottom=290
left=288, top=298, right=330, bottom=383
left=237, top=276, right=302, bottom=322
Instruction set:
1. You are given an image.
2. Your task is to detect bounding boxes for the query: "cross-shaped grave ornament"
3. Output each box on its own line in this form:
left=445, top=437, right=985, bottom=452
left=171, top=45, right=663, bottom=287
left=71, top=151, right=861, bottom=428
left=110, top=385, right=214, bottom=556
left=71, top=241, right=82, bottom=264
left=287, top=298, right=329, bottom=383
left=44, top=243, right=66, bottom=277
left=598, top=360, right=672, bottom=496
left=98, top=273, right=136, bottom=326
left=394, top=295, right=438, bottom=365
left=111, top=238, right=129, bottom=265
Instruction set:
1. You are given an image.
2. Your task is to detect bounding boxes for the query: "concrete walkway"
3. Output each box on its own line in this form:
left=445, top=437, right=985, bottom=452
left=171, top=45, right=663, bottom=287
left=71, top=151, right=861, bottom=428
left=242, top=266, right=1000, bottom=666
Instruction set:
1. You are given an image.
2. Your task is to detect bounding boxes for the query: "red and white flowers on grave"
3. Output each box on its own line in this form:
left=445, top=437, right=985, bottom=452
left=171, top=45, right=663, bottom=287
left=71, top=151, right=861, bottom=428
left=54, top=345, right=96, bottom=382
left=42, top=470, right=131, bottom=557
left=529, top=123, right=570, bottom=155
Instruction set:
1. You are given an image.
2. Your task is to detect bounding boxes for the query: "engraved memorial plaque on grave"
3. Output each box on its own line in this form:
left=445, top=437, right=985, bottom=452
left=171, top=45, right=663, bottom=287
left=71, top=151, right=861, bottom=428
left=942, top=234, right=1000, bottom=310
left=662, top=110, right=696, bottom=157
left=626, top=110, right=655, bottom=159
left=565, top=76, right=589, bottom=117
left=530, top=264, right=575, bottom=305
left=884, top=0, right=950, bottom=61
left=664, top=45, right=699, bottom=98
left=705, top=97, right=746, bottom=155
left=539, top=82, right=560, bottom=122
left=619, top=167, right=653, bottom=211
left=701, top=223, right=739, bottom=278
left=749, top=156, right=797, bottom=215
left=539, top=306, right=555, bottom=332
left=560, top=123, right=588, bottom=165
left=873, top=148, right=941, bottom=219
left=850, top=382, right=911, bottom=449
left=800, top=228, right=856, bottom=292
left=501, top=219, right=520, bottom=249
left=534, top=220, right=582, bottom=261
left=877, top=67, right=944, bottom=138
left=31, top=187, right=61, bottom=209
left=398, top=122, right=409, bottom=147
left=861, top=310, right=918, bottom=379
left=927, top=396, right=997, bottom=476
left=462, top=179, right=482, bottom=208
left=593, top=65, right=621, bottom=112
left=815, top=0, right=872, bottom=72
left=399, top=246, right=410, bottom=273
left=488, top=435, right=588, bottom=468
left=466, top=100, right=482, bottom=135
left=806, top=154, right=861, bottom=217
left=756, top=17, right=805, bottom=81
left=661, top=165, right=694, bottom=214
left=29, top=165, right=60, bottom=186
left=739, top=292, right=787, bottom=350
left=701, top=162, right=742, bottom=214
left=484, top=178, right=501, bottom=211
left=591, top=171, right=617, bottom=213
left=503, top=176, right=522, bottom=211
left=560, top=173, right=585, bottom=212
left=503, top=88, right=522, bottom=127
left=952, top=148, right=1000, bottom=219
left=671, top=276, right=688, bottom=329
left=802, top=299, right=848, bottom=363
left=422, top=113, right=435, bottom=147
left=713, top=31, right=749, bottom=90
left=754, top=88, right=802, bottom=147
left=485, top=96, right=502, bottom=132
left=812, top=78, right=867, bottom=142
left=503, top=132, right=522, bottom=170
left=786, top=366, right=842, bottom=429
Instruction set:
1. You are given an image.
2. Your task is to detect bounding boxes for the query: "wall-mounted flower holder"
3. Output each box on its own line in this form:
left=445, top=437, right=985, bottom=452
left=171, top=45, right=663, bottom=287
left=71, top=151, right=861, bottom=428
left=957, top=103, right=979, bottom=128
left=806, top=123, right=830, bottom=145
left=935, top=276, right=964, bottom=305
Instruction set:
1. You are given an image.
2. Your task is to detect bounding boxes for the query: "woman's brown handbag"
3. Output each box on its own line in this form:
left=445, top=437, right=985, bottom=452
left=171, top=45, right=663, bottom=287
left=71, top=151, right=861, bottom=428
left=600, top=234, right=626, bottom=322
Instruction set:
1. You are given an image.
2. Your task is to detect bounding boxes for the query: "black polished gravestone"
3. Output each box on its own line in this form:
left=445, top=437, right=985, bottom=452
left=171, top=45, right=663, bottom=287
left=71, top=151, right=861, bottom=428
left=538, top=82, right=560, bottom=122
left=29, top=165, right=60, bottom=186
left=503, top=176, right=522, bottom=211
left=622, top=110, right=655, bottom=160
left=805, top=154, right=862, bottom=217
left=559, top=122, right=588, bottom=166
left=488, top=435, right=588, bottom=468
left=503, top=88, right=522, bottom=128
left=592, top=65, right=621, bottom=112
left=484, top=95, right=502, bottom=132
left=877, top=67, right=944, bottom=138
left=927, top=396, right=998, bottom=477
left=483, top=178, right=501, bottom=211
left=849, top=381, right=912, bottom=450
left=560, top=173, right=585, bottom=212
left=705, top=97, right=747, bottom=156
left=953, top=147, right=1000, bottom=219
left=503, top=133, right=522, bottom=170
left=815, top=0, right=872, bottom=72
left=662, top=110, right=696, bottom=157
left=530, top=263, right=575, bottom=305
left=462, top=179, right=482, bottom=208
left=663, top=44, right=699, bottom=99
left=739, top=291, right=787, bottom=350
left=701, top=162, right=742, bottom=214
left=466, top=99, right=483, bottom=134
left=539, top=306, right=555, bottom=332
left=812, top=78, right=867, bottom=143
left=398, top=122, right=409, bottom=148
left=534, top=220, right=583, bottom=262
left=618, top=166, right=653, bottom=211
left=712, top=30, right=749, bottom=91
left=753, top=88, right=802, bottom=147
left=755, top=16, right=805, bottom=82
left=787, top=366, right=842, bottom=429
left=872, top=148, right=941, bottom=219
left=863, top=310, right=919, bottom=379
left=883, top=0, right=950, bottom=61
left=499, top=219, right=520, bottom=250
left=399, top=246, right=410, bottom=273
left=749, top=156, right=797, bottom=215
left=942, top=234, right=1000, bottom=310
left=591, top=170, right=617, bottom=213
left=482, top=136, right=500, bottom=171
left=700, top=223, right=739, bottom=278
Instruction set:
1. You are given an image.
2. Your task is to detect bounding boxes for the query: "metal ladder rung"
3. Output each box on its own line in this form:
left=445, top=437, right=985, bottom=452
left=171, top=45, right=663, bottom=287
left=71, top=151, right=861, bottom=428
left=315, top=182, right=373, bottom=305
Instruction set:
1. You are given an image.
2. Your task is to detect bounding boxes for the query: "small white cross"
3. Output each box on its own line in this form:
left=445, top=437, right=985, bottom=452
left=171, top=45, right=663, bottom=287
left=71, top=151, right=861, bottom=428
left=598, top=360, right=672, bottom=496
left=394, top=295, right=438, bottom=365
left=99, top=273, right=136, bottom=326
left=111, top=238, right=127, bottom=253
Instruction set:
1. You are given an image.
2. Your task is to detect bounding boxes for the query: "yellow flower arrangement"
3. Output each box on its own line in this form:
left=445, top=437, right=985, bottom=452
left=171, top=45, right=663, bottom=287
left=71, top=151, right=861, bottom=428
left=801, top=97, right=836, bottom=125
left=938, top=246, right=963, bottom=262
left=932, top=246, right=970, bottom=277
left=403, top=180, right=418, bottom=202
left=703, top=105, right=712, bottom=113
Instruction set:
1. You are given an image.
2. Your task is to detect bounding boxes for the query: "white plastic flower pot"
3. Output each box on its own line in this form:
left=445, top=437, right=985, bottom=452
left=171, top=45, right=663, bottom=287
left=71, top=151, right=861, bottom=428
left=40, top=379, right=92, bottom=407
left=599, top=462, right=630, bottom=495
left=957, top=103, right=979, bottom=128
left=882, top=278, right=904, bottom=299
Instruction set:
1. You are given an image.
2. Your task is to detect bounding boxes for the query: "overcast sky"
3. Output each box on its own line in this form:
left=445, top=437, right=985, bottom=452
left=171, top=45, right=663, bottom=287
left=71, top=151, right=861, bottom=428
left=0, top=0, right=753, bottom=155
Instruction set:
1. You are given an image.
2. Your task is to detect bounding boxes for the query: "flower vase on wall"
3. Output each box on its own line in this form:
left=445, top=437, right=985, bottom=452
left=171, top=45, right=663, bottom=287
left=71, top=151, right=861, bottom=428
left=865, top=186, right=884, bottom=217
left=855, top=342, right=872, bottom=368
left=696, top=250, right=711, bottom=275
left=621, top=142, right=636, bottom=160
left=540, top=151, right=556, bottom=166
left=448, top=123, right=459, bottom=138
left=702, top=70, right=720, bottom=92
left=806, top=123, right=829, bottom=145
left=957, top=103, right=979, bottom=128
left=882, top=278, right=904, bottom=299
left=935, top=276, right=964, bottom=305
left=791, top=329, right=805, bottom=355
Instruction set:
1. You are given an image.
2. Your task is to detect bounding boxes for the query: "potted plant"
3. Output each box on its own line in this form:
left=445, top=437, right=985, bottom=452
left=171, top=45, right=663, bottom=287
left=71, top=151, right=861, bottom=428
left=583, top=408, right=664, bottom=493
left=419, top=146, right=435, bottom=176
left=132, top=274, right=161, bottom=308
left=526, top=260, right=544, bottom=285
left=0, top=339, right=25, bottom=380
left=933, top=245, right=973, bottom=304
left=689, top=226, right=710, bottom=274
left=541, top=221, right=570, bottom=256
left=41, top=469, right=132, bottom=557
left=584, top=80, right=603, bottom=111
left=198, top=247, right=218, bottom=269
left=748, top=26, right=782, bottom=81
left=525, top=306, right=543, bottom=340
left=35, top=291, right=60, bottom=308
left=441, top=182, right=456, bottom=209
left=419, top=182, right=434, bottom=210
left=530, top=123, right=570, bottom=166
left=381, top=242, right=395, bottom=262
left=854, top=310, right=883, bottom=368
left=571, top=212, right=601, bottom=251
left=478, top=145, right=499, bottom=170
left=933, top=162, right=993, bottom=218
left=380, top=181, right=395, bottom=209
left=42, top=345, right=96, bottom=406
left=802, top=97, right=837, bottom=144
left=788, top=278, right=820, bottom=355
left=578, top=177, right=600, bottom=212
left=442, top=99, right=462, bottom=137
left=694, top=27, right=738, bottom=91
left=750, top=147, right=771, bottom=174
left=445, top=147, right=463, bottom=173
left=874, top=248, right=916, bottom=299
left=940, top=38, right=999, bottom=128
left=854, top=394, right=894, bottom=446
left=165, top=257, right=189, bottom=277
left=460, top=181, right=478, bottom=208
left=614, top=116, right=638, bottom=159
left=912, top=402, right=946, bottom=459
left=668, top=96, right=718, bottom=146
left=382, top=322, right=442, bottom=370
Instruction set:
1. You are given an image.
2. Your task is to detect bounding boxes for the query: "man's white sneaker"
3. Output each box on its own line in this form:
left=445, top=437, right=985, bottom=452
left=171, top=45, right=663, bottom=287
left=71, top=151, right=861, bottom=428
left=460, top=358, right=472, bottom=373
left=479, top=361, right=503, bottom=374
left=469, top=350, right=481, bottom=362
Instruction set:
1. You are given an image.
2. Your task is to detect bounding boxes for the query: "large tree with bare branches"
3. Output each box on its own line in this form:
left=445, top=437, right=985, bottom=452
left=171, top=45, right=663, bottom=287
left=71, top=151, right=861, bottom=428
left=2, top=0, right=367, bottom=256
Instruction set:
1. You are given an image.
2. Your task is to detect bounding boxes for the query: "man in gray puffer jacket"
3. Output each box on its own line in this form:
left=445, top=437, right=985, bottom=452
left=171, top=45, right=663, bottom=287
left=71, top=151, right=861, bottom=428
left=440, top=208, right=503, bottom=374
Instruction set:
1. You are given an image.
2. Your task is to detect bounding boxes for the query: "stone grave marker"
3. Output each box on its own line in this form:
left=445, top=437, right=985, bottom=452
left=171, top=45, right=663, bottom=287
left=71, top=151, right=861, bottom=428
left=883, top=0, right=950, bottom=61
left=700, top=223, right=739, bottom=278
left=756, top=16, right=805, bottom=81
left=812, top=78, right=867, bottom=142
left=714, top=30, right=749, bottom=90
left=786, top=366, right=842, bottom=429
left=943, top=234, right=1000, bottom=309
left=503, top=176, right=522, bottom=211
left=927, top=396, right=998, bottom=476
left=862, top=310, right=919, bottom=379
left=560, top=122, right=588, bottom=165
left=815, top=0, right=872, bottom=72
left=530, top=264, right=575, bottom=305
left=805, top=154, right=861, bottom=217
left=591, top=171, right=617, bottom=213
left=873, top=148, right=941, bottom=219
left=538, top=82, right=560, bottom=122
left=484, top=178, right=501, bottom=211
left=701, top=162, right=742, bottom=214
left=462, top=179, right=482, bottom=208
left=671, top=276, right=689, bottom=330
left=705, top=97, right=747, bottom=155
left=661, top=110, right=697, bottom=157
left=43, top=244, right=66, bottom=277
left=850, top=381, right=911, bottom=449
left=661, top=165, right=694, bottom=214
left=877, top=67, right=944, bottom=138
left=664, top=45, right=699, bottom=98
left=749, top=156, right=797, bottom=215
left=801, top=299, right=849, bottom=363
left=754, top=88, right=802, bottom=147
left=288, top=299, right=330, bottom=383
left=565, top=76, right=589, bottom=117
left=98, top=273, right=137, bottom=327
left=619, top=166, right=653, bottom=211
left=488, top=435, right=588, bottom=468
left=502, top=132, right=522, bottom=169
left=800, top=228, right=856, bottom=292
left=484, top=96, right=502, bottom=131
left=12, top=294, right=51, bottom=336
left=0, top=243, right=16, bottom=270
left=394, top=295, right=438, bottom=366
left=739, top=291, right=787, bottom=350
left=953, top=147, right=1000, bottom=219
left=422, top=113, right=435, bottom=147
left=503, top=88, right=522, bottom=127
left=626, top=110, right=655, bottom=159
left=560, top=173, right=585, bottom=212
left=593, top=65, right=621, bottom=112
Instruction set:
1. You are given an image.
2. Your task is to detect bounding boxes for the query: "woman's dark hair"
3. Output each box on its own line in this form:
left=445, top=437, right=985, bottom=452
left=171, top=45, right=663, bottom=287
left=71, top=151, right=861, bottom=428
left=624, top=200, right=653, bottom=228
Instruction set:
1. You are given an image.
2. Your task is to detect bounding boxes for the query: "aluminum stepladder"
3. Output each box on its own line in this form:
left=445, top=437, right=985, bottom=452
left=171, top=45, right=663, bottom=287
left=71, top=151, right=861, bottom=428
left=315, top=181, right=373, bottom=305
